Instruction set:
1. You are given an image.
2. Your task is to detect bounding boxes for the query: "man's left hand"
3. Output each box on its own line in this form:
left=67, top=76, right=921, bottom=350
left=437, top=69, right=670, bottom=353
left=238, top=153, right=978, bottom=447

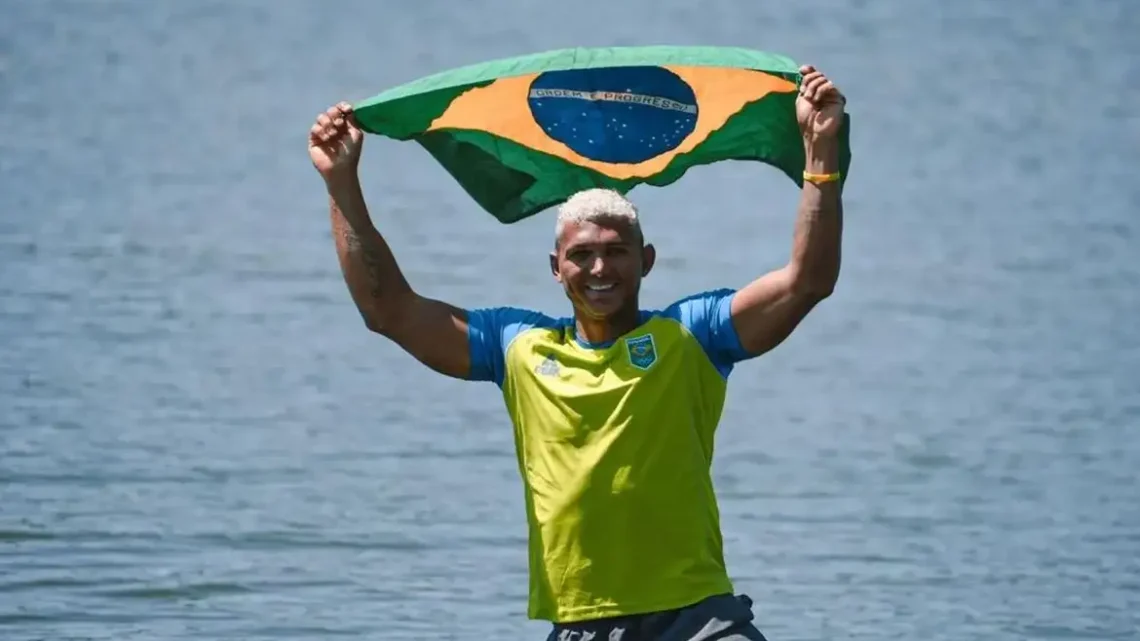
left=796, top=65, right=846, bottom=142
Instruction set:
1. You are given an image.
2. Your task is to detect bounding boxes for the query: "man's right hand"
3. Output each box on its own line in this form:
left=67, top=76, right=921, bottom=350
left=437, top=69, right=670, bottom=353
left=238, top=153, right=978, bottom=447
left=309, top=102, right=364, bottom=183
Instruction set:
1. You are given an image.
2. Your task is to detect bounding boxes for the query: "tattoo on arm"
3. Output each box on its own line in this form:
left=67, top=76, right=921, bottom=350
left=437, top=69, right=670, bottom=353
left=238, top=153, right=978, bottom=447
left=339, top=222, right=384, bottom=299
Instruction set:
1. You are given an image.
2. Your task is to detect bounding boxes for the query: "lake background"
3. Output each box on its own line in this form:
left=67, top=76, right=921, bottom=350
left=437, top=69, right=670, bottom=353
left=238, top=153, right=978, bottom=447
left=1, top=1, right=1138, bottom=639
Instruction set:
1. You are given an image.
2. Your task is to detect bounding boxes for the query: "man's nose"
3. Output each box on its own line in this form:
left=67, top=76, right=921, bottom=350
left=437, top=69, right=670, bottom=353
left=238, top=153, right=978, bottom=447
left=589, top=256, right=608, bottom=275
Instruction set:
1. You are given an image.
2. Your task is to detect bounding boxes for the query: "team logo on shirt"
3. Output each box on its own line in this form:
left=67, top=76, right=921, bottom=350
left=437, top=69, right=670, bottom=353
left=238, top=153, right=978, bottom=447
left=625, top=334, right=658, bottom=370
left=535, top=354, right=560, bottom=377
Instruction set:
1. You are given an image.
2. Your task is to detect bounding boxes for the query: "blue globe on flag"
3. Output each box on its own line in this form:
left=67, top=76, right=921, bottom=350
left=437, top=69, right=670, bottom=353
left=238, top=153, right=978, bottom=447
left=527, top=66, right=699, bottom=164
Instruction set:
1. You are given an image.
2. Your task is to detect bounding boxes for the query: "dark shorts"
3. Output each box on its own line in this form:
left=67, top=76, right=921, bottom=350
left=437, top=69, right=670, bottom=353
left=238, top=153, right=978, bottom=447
left=546, top=594, right=767, bottom=641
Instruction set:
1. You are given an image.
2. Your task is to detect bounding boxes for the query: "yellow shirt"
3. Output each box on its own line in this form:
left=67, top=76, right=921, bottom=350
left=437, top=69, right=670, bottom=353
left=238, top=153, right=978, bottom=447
left=466, top=289, right=753, bottom=623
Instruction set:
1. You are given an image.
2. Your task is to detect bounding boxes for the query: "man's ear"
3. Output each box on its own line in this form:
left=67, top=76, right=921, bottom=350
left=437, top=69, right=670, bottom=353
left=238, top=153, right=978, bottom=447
left=641, top=243, right=656, bottom=277
left=549, top=251, right=562, bottom=283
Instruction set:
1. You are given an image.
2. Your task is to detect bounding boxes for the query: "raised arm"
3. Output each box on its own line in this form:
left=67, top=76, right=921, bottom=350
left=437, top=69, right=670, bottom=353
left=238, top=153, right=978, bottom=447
left=729, top=65, right=846, bottom=357
left=310, top=102, right=471, bottom=379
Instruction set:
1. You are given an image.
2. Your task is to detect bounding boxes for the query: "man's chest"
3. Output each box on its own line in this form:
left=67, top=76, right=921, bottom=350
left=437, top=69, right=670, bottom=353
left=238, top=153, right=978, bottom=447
left=518, top=330, right=674, bottom=393
left=502, top=326, right=711, bottom=437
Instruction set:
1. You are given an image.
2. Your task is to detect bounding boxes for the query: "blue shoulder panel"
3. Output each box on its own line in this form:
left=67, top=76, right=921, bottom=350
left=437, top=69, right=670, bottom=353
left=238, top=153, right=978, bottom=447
left=658, top=288, right=752, bottom=378
left=466, top=306, right=561, bottom=386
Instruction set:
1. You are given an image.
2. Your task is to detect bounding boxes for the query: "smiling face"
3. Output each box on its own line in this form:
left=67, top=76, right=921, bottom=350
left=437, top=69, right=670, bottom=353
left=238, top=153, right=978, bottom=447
left=551, top=215, right=655, bottom=321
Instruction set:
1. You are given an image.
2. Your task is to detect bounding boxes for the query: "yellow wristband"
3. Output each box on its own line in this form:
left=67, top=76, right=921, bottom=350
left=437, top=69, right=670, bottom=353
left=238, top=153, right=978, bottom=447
left=803, top=170, right=842, bottom=184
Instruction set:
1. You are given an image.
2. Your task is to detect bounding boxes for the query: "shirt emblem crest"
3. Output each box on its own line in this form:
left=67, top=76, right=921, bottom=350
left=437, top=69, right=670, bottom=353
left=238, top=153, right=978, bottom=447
left=625, top=334, right=657, bottom=370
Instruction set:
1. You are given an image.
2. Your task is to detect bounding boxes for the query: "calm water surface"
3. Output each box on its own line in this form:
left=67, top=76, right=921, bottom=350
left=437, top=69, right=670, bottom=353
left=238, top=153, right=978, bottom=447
left=1, top=1, right=1138, bottom=639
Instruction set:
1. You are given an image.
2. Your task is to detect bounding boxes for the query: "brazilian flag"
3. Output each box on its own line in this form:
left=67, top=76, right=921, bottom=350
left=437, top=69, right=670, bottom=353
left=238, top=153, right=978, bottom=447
left=352, top=46, right=851, bottom=224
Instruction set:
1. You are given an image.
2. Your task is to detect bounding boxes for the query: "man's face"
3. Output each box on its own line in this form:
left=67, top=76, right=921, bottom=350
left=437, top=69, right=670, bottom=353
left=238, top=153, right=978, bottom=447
left=551, top=217, right=655, bottom=319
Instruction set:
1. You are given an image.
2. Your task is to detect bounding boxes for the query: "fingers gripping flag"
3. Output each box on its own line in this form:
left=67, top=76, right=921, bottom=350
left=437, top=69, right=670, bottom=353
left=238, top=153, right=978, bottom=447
left=352, top=46, right=852, bottom=223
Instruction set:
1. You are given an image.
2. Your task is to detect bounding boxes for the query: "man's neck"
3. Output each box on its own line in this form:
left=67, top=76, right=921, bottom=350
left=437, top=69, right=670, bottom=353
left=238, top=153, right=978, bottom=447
left=574, top=304, right=641, bottom=345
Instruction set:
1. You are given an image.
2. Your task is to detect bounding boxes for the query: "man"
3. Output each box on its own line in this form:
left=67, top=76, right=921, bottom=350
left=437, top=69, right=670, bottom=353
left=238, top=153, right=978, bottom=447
left=308, top=64, right=846, bottom=640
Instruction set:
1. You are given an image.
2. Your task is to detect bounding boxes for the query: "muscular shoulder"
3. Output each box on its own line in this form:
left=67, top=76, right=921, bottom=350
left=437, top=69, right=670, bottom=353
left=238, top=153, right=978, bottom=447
left=466, top=306, right=565, bottom=385
left=647, top=289, right=753, bottom=376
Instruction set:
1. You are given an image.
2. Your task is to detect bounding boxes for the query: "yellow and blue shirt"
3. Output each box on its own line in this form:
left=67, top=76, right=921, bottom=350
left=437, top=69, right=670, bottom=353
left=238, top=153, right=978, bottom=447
left=465, top=288, right=755, bottom=623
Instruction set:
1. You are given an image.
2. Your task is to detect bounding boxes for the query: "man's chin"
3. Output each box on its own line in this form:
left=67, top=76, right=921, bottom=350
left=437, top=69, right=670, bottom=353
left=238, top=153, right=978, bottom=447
left=574, top=294, right=629, bottom=319
left=564, top=284, right=636, bottom=316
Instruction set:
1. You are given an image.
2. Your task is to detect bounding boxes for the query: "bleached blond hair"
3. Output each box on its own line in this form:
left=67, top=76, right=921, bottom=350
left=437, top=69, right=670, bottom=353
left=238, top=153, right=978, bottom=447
left=554, top=188, right=643, bottom=246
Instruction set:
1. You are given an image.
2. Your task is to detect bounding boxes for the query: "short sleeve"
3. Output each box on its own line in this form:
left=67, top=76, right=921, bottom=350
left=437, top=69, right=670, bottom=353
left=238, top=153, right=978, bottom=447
left=466, top=306, right=553, bottom=386
left=662, top=288, right=752, bottom=377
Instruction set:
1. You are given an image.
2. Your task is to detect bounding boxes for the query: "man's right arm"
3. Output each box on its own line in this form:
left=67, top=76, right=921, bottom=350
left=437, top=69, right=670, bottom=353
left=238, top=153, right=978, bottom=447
left=309, top=101, right=472, bottom=380
left=326, top=175, right=472, bottom=380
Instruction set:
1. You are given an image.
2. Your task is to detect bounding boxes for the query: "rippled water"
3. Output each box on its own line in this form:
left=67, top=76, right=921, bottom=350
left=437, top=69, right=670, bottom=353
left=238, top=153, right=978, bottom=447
left=2, top=1, right=1138, bottom=639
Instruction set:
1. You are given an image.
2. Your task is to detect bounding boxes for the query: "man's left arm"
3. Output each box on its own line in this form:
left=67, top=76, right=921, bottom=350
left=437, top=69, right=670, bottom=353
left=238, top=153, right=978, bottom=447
left=729, top=64, right=846, bottom=357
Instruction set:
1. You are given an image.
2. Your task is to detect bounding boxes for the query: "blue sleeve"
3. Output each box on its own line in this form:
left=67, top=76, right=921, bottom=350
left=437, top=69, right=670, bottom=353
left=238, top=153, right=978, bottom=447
left=663, top=288, right=753, bottom=376
left=466, top=306, right=551, bottom=386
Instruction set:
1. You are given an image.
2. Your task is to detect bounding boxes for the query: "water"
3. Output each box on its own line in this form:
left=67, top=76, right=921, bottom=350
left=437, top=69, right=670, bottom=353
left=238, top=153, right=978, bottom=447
left=1, top=1, right=1138, bottom=639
